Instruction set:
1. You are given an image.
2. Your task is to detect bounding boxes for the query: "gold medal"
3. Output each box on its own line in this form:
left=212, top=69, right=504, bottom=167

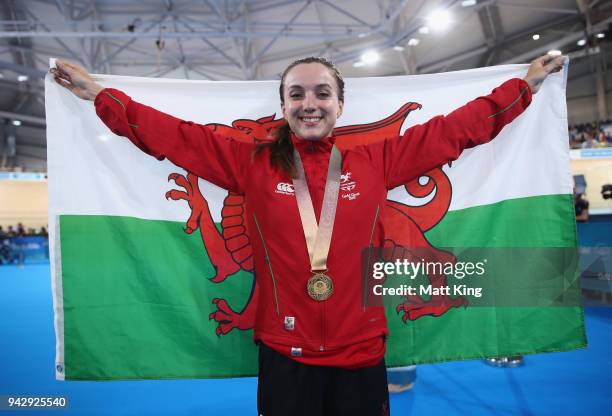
left=307, top=273, right=334, bottom=301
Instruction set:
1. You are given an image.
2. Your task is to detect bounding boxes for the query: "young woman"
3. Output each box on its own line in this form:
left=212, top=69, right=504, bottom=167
left=52, top=54, right=564, bottom=415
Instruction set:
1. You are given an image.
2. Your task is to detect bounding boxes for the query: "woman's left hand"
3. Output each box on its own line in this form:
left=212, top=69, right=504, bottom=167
left=523, top=54, right=566, bottom=94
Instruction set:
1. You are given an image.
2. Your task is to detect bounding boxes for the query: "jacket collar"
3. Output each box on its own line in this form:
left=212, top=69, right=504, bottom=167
left=290, top=132, right=336, bottom=153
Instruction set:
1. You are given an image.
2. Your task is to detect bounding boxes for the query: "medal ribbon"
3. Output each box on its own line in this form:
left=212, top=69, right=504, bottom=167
left=292, top=145, right=342, bottom=272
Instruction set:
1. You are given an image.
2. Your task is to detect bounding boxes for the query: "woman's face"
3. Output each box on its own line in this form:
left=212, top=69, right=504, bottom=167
left=281, top=63, right=344, bottom=141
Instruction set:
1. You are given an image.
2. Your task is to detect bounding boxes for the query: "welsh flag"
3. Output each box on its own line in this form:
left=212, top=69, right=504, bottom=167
left=46, top=63, right=586, bottom=380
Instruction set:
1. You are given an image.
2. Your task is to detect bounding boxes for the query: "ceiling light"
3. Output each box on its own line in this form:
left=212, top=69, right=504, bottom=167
left=408, top=38, right=420, bottom=46
left=358, top=33, right=367, bottom=38
left=418, top=26, right=430, bottom=35
left=547, top=49, right=562, bottom=56
left=596, top=33, right=605, bottom=39
left=353, top=61, right=365, bottom=68
left=532, top=34, right=540, bottom=40
left=360, top=50, right=380, bottom=65
left=577, top=39, right=587, bottom=46
left=461, top=0, right=477, bottom=6
left=426, top=9, right=452, bottom=32
left=17, top=75, right=28, bottom=82
left=11, top=120, right=22, bottom=126
left=393, top=45, right=405, bottom=52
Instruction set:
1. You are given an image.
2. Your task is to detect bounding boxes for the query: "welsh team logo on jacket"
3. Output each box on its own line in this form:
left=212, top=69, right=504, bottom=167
left=275, top=172, right=359, bottom=199
left=165, top=102, right=467, bottom=336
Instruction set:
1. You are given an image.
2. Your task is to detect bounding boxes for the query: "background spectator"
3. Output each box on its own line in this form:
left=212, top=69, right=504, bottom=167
left=575, top=193, right=589, bottom=222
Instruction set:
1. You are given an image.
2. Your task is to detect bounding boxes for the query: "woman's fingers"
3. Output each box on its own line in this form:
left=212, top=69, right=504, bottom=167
left=543, top=56, right=565, bottom=73
left=535, top=55, right=550, bottom=68
left=52, top=62, right=78, bottom=92
left=55, top=60, right=69, bottom=74
left=55, top=60, right=84, bottom=82
left=53, top=75, right=75, bottom=92
left=523, top=54, right=566, bottom=94
left=53, top=67, right=70, bottom=79
left=539, top=54, right=555, bottom=66
left=50, top=63, right=72, bottom=81
left=59, top=63, right=79, bottom=79
left=52, top=69, right=72, bottom=86
left=529, top=54, right=564, bottom=75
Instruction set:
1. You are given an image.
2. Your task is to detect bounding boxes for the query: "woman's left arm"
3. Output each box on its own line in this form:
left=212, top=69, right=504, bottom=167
left=382, top=54, right=565, bottom=189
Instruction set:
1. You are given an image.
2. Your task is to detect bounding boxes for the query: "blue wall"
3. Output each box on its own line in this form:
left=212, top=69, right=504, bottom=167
left=577, top=215, right=612, bottom=247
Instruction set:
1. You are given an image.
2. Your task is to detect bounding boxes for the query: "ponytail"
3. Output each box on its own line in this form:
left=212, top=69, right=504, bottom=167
left=253, top=121, right=296, bottom=177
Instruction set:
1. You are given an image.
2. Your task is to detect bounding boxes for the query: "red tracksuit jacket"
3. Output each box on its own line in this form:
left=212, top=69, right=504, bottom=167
left=94, top=78, right=532, bottom=369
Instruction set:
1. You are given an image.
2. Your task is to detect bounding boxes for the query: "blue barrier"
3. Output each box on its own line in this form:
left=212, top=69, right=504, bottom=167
left=1, top=236, right=49, bottom=265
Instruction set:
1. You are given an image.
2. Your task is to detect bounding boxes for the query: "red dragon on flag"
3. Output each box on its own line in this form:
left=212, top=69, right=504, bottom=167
left=165, top=102, right=468, bottom=336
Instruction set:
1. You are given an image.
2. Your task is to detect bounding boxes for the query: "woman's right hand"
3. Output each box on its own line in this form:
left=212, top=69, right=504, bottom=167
left=50, top=60, right=104, bottom=101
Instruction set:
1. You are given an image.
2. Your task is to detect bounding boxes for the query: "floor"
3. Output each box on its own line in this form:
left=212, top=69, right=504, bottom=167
left=1, top=264, right=610, bottom=416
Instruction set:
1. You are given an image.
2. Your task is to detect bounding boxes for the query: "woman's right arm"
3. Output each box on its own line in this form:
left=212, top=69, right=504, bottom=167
left=52, top=60, right=250, bottom=193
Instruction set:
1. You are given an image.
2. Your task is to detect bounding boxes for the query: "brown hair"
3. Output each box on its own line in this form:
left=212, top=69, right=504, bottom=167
left=254, top=56, right=345, bottom=177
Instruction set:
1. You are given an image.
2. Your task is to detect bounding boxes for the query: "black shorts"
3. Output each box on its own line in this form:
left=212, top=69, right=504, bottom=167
left=257, top=343, right=390, bottom=416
